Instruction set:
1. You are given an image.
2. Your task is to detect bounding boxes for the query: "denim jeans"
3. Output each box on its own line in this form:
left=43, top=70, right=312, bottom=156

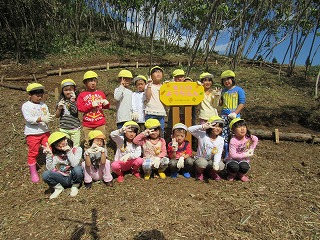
left=42, top=166, right=83, bottom=187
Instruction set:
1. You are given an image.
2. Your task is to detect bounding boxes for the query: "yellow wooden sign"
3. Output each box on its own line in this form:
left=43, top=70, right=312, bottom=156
left=159, top=82, right=204, bottom=106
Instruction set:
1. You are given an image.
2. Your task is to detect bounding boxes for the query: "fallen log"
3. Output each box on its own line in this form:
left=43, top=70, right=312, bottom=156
left=251, top=129, right=320, bottom=144
left=45, top=62, right=166, bottom=76
left=1, top=74, right=47, bottom=81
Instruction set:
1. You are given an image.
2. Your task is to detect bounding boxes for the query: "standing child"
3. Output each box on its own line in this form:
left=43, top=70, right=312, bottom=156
left=22, top=83, right=54, bottom=183
left=82, top=130, right=113, bottom=188
left=188, top=116, right=225, bottom=181
left=133, top=119, right=169, bottom=180
left=55, top=79, right=81, bottom=147
left=131, top=75, right=147, bottom=130
left=167, top=123, right=194, bottom=179
left=144, top=66, right=167, bottom=134
left=225, top=118, right=258, bottom=182
left=42, top=132, right=83, bottom=199
left=110, top=121, right=143, bottom=183
left=198, top=72, right=221, bottom=124
left=114, top=70, right=134, bottom=129
left=77, top=71, right=110, bottom=149
left=219, top=70, right=246, bottom=151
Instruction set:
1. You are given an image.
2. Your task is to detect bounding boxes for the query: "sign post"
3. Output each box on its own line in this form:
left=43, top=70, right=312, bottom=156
left=160, top=82, right=204, bottom=147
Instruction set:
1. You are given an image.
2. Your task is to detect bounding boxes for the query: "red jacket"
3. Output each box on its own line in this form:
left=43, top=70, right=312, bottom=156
left=77, top=90, right=109, bottom=128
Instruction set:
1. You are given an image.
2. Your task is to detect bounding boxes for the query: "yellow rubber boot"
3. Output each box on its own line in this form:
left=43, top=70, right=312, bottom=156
left=158, top=170, right=166, bottom=179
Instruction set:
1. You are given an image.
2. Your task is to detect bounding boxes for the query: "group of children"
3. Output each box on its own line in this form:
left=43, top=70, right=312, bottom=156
left=21, top=66, right=258, bottom=200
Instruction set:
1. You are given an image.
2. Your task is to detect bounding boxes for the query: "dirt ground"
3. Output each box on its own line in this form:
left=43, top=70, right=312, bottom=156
left=0, top=66, right=319, bottom=240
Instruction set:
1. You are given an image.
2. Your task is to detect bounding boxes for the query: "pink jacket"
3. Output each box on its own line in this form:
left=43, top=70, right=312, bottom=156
left=226, top=135, right=258, bottom=162
left=133, top=132, right=167, bottom=158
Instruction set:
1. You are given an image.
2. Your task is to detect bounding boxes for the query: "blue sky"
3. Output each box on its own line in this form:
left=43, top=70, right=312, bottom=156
left=214, top=33, right=320, bottom=66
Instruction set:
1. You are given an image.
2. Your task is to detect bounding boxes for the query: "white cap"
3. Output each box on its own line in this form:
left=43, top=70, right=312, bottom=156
left=172, top=123, right=188, bottom=131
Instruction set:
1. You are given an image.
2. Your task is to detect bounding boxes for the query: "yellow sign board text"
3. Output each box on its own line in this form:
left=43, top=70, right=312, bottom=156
left=160, top=82, right=204, bottom=106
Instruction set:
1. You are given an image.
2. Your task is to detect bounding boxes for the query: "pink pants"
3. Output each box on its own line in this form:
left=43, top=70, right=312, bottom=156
left=26, top=132, right=50, bottom=165
left=111, top=157, right=144, bottom=176
left=81, top=160, right=113, bottom=183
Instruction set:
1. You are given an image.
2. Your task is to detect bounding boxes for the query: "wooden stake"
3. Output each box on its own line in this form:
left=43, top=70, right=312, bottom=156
left=274, top=129, right=280, bottom=143
left=59, top=68, right=62, bottom=76
left=107, top=62, right=109, bottom=70
left=136, top=61, right=139, bottom=68
left=55, top=88, right=59, bottom=101
left=184, top=106, right=192, bottom=148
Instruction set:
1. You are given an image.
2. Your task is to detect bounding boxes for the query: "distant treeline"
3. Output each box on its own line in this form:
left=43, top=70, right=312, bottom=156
left=0, top=0, right=319, bottom=75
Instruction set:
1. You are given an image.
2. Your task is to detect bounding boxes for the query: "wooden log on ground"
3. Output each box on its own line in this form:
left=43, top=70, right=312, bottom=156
left=0, top=83, right=26, bottom=91
left=251, top=129, right=320, bottom=143
left=1, top=74, right=47, bottom=81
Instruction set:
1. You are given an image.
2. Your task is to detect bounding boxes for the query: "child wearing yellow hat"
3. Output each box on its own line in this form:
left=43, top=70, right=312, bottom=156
left=225, top=118, right=258, bottom=182
left=131, top=75, right=147, bottom=130
left=55, top=79, right=81, bottom=147
left=114, top=69, right=134, bottom=129
left=42, top=132, right=83, bottom=199
left=110, top=121, right=143, bottom=182
left=133, top=118, right=169, bottom=180
left=144, top=66, right=167, bottom=135
left=21, top=83, right=54, bottom=183
left=188, top=116, right=225, bottom=181
left=77, top=71, right=110, bottom=149
left=82, top=130, right=113, bottom=188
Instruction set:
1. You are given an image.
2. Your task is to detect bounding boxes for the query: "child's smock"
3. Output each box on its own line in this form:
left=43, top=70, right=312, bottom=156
left=221, top=86, right=246, bottom=116
left=114, top=85, right=133, bottom=123
left=167, top=141, right=192, bottom=159
left=133, top=133, right=167, bottom=158
left=144, top=84, right=166, bottom=116
left=110, top=129, right=142, bottom=160
left=46, top=147, right=82, bottom=176
left=132, top=91, right=146, bottom=123
left=199, top=91, right=219, bottom=120
left=22, top=101, right=50, bottom=135
left=188, top=125, right=224, bottom=164
left=225, top=135, right=258, bottom=163
left=57, top=99, right=81, bottom=130
left=77, top=90, right=110, bottom=128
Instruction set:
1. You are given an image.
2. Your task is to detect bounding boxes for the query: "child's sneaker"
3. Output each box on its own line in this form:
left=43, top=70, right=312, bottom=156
left=171, top=172, right=178, bottom=179
left=132, top=171, right=141, bottom=179
left=182, top=172, right=191, bottom=179
left=238, top=174, right=250, bottom=182
left=144, top=174, right=151, bottom=180
left=84, top=182, right=92, bottom=189
left=104, top=180, right=113, bottom=187
left=196, top=173, right=204, bottom=181
left=117, top=173, right=124, bottom=183
left=158, top=171, right=166, bottom=179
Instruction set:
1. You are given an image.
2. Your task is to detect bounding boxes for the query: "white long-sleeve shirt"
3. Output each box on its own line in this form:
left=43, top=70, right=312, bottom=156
left=114, top=85, right=133, bottom=123
left=21, top=101, right=50, bottom=135
left=132, top=91, right=146, bottom=123
left=110, top=129, right=142, bottom=160
left=45, top=147, right=82, bottom=176
left=188, top=125, right=224, bottom=163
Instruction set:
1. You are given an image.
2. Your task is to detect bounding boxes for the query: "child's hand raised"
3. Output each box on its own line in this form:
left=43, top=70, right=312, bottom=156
left=58, top=99, right=65, bottom=109
left=70, top=91, right=76, bottom=102
left=171, top=138, right=178, bottom=151
left=42, top=142, right=52, bottom=155
left=147, top=76, right=153, bottom=87
left=143, top=129, right=154, bottom=136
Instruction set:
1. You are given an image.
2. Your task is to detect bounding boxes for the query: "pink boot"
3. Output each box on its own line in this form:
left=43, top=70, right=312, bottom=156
left=227, top=173, right=237, bottom=181
left=208, top=169, right=221, bottom=181
left=28, top=163, right=39, bottom=183
left=238, top=173, right=250, bottom=182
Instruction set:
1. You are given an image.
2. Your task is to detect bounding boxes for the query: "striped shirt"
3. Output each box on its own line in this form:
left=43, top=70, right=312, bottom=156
left=57, top=98, right=81, bottom=130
